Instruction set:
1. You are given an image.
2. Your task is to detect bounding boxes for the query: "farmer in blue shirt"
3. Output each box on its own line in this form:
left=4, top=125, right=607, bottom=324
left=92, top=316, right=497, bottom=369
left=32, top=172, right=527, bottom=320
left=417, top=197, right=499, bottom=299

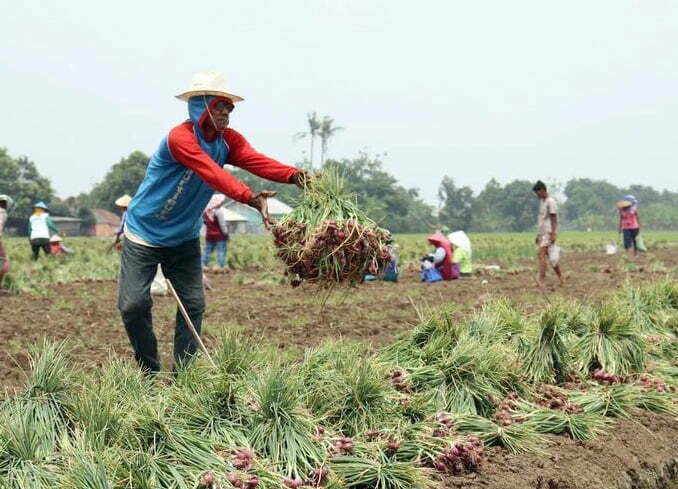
left=119, top=72, right=306, bottom=373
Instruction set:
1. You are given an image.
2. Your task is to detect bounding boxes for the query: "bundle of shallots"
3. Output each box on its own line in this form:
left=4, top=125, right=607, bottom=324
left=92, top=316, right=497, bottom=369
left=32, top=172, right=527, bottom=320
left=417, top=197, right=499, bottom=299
left=272, top=170, right=392, bottom=285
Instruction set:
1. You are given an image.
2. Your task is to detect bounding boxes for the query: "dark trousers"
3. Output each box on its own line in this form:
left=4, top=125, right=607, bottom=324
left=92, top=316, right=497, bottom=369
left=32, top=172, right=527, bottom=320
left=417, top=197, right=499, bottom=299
left=622, top=228, right=639, bottom=250
left=118, top=238, right=205, bottom=373
left=30, top=238, right=51, bottom=260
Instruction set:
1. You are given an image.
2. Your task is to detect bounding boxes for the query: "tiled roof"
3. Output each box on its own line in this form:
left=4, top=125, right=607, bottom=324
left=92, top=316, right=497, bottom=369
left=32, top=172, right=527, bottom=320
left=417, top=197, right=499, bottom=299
left=91, top=208, right=121, bottom=225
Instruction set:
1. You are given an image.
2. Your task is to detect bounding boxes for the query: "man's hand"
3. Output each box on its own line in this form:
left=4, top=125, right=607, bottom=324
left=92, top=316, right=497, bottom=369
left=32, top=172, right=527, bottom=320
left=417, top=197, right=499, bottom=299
left=248, top=190, right=278, bottom=229
left=549, top=232, right=557, bottom=243
left=289, top=170, right=311, bottom=189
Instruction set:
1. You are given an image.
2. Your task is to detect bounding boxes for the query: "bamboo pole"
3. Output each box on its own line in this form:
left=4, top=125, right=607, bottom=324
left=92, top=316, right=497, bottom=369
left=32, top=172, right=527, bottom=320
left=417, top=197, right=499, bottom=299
left=166, top=278, right=216, bottom=367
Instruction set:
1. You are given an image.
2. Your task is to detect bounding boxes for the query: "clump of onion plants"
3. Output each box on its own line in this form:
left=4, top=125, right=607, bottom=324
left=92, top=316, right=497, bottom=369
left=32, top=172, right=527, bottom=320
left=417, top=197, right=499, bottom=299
left=331, top=452, right=430, bottom=489
left=61, top=438, right=118, bottom=489
left=0, top=399, right=62, bottom=485
left=380, top=305, right=460, bottom=366
left=471, top=299, right=526, bottom=341
left=453, top=414, right=543, bottom=454
left=272, top=169, right=392, bottom=285
left=23, top=339, right=75, bottom=412
left=570, top=383, right=676, bottom=418
left=301, top=344, right=393, bottom=437
left=521, top=305, right=574, bottom=384
left=247, top=369, right=324, bottom=478
left=569, top=385, right=640, bottom=418
left=515, top=387, right=609, bottom=441
left=169, top=366, right=247, bottom=445
left=574, top=303, right=645, bottom=376
left=409, top=336, right=523, bottom=417
left=522, top=408, right=608, bottom=441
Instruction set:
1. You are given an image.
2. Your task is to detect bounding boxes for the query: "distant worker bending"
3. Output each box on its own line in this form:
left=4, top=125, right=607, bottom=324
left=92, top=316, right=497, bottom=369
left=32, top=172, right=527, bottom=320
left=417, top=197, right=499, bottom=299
left=28, top=201, right=59, bottom=260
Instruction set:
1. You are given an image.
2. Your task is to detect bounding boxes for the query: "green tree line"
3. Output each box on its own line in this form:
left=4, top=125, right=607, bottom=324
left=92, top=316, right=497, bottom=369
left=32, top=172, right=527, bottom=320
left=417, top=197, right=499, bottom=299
left=1, top=146, right=676, bottom=235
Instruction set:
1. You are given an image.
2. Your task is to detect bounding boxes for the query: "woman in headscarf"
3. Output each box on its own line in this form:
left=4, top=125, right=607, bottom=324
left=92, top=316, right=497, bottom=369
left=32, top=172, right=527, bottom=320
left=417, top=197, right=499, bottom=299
left=426, top=231, right=458, bottom=280
left=617, top=195, right=640, bottom=256
left=202, top=194, right=230, bottom=269
left=448, top=231, right=472, bottom=277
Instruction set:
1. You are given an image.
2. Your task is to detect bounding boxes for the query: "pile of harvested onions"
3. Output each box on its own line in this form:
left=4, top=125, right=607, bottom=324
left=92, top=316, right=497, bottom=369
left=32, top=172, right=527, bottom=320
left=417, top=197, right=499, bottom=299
left=271, top=170, right=392, bottom=285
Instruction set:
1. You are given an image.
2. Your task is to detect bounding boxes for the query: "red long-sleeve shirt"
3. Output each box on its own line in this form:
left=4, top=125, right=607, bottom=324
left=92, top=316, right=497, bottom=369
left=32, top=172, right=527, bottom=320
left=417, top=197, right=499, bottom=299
left=167, top=122, right=298, bottom=204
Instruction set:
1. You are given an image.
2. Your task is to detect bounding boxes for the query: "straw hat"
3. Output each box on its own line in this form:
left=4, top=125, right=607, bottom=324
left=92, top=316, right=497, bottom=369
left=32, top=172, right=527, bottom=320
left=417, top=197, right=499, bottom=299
left=175, top=72, right=244, bottom=103
left=115, top=194, right=132, bottom=208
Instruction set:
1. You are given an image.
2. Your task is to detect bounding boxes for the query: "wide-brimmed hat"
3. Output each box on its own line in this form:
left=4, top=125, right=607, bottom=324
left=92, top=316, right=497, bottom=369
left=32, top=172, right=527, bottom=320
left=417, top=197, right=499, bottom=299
left=616, top=194, right=638, bottom=209
left=33, top=201, right=48, bottom=210
left=115, top=194, right=132, bottom=207
left=176, top=72, right=244, bottom=103
left=50, top=234, right=62, bottom=243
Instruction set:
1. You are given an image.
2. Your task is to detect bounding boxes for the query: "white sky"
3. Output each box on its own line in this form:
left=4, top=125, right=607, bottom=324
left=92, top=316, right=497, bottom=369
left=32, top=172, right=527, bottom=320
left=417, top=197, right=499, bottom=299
left=2, top=0, right=677, bottom=204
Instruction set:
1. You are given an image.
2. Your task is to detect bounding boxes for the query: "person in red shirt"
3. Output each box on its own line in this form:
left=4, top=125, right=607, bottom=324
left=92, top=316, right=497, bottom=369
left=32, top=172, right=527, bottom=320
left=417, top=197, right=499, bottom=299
left=427, top=231, right=457, bottom=280
left=617, top=196, right=640, bottom=256
left=119, top=72, right=308, bottom=373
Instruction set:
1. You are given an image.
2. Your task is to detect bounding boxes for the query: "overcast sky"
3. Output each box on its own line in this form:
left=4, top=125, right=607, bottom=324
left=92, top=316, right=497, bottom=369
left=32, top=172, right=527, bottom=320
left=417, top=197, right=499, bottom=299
left=2, top=0, right=676, bottom=204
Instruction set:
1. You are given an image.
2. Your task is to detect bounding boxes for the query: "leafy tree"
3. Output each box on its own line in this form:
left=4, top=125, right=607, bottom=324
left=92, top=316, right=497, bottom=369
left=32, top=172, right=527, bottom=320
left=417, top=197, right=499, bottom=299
left=497, top=180, right=539, bottom=231
left=642, top=204, right=678, bottom=230
left=563, top=178, right=619, bottom=223
left=0, top=148, right=55, bottom=227
left=470, top=179, right=538, bottom=232
left=88, top=151, right=149, bottom=212
left=621, top=184, right=662, bottom=207
left=78, top=207, right=96, bottom=229
left=48, top=199, right=73, bottom=217
left=471, top=179, right=504, bottom=232
left=438, top=176, right=474, bottom=231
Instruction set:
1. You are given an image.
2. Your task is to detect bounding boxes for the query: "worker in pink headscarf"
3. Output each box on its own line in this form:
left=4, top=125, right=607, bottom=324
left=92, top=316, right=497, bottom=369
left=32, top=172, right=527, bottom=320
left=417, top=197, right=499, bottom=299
left=426, top=231, right=458, bottom=280
left=202, top=194, right=229, bottom=268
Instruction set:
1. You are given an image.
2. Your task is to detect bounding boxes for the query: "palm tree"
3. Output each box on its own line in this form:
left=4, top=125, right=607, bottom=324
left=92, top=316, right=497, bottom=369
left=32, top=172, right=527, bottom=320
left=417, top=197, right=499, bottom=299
left=318, top=116, right=343, bottom=167
left=293, top=112, right=322, bottom=169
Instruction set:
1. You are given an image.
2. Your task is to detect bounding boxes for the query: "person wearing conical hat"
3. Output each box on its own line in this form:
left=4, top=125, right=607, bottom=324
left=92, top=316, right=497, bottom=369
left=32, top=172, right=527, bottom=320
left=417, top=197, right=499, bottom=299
left=118, top=71, right=309, bottom=373
left=617, top=195, right=640, bottom=257
left=28, top=201, right=59, bottom=260
left=49, top=234, right=64, bottom=256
